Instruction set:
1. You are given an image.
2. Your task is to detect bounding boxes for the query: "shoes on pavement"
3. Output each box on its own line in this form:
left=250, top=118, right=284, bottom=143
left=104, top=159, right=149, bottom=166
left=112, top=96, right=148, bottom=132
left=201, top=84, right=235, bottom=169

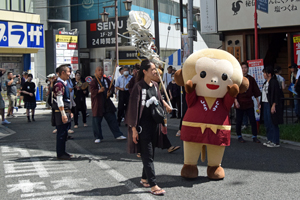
left=168, top=146, right=181, bottom=153
left=1, top=119, right=11, bottom=125
left=6, top=114, right=10, bottom=118
left=18, top=106, right=22, bottom=108
left=84, top=123, right=88, bottom=127
left=176, top=130, right=181, bottom=137
left=95, top=139, right=101, bottom=143
left=74, top=125, right=78, bottom=129
left=57, top=154, right=71, bottom=160
left=53, top=129, right=57, bottom=134
left=32, top=117, right=35, bottom=121
left=116, top=135, right=127, bottom=140
left=11, top=114, right=17, bottom=118
left=238, top=137, right=246, bottom=143
left=68, top=129, right=74, bottom=134
left=86, top=113, right=89, bottom=117
left=263, top=141, right=272, bottom=146
left=266, top=143, right=280, bottom=148
left=241, top=125, right=247, bottom=130
left=253, top=137, right=261, bottom=143
left=67, top=136, right=74, bottom=140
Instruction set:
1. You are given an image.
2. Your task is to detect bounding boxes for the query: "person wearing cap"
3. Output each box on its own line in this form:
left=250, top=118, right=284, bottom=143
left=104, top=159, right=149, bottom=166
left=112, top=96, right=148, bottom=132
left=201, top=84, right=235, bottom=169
left=0, top=67, right=10, bottom=125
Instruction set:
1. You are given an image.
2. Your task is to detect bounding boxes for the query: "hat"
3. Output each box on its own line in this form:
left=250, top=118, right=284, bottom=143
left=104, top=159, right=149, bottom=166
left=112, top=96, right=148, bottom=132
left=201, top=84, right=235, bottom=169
left=47, top=73, right=56, bottom=78
left=289, top=63, right=298, bottom=69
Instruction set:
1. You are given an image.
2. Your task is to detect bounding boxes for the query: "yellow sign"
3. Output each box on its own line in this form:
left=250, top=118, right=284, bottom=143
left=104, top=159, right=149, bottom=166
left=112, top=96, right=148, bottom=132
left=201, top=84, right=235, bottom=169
left=293, top=36, right=300, bottom=43
left=56, top=35, right=78, bottom=43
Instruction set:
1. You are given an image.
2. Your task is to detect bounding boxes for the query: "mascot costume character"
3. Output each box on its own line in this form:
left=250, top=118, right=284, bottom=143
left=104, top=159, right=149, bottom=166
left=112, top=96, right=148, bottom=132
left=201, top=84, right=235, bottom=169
left=175, top=48, right=249, bottom=180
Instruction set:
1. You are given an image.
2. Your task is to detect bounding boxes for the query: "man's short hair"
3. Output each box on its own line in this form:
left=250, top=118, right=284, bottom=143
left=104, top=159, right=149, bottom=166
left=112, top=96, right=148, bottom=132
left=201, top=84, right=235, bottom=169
left=241, top=62, right=248, bottom=68
left=7, top=72, right=12, bottom=76
left=168, top=65, right=173, bottom=69
left=28, top=74, right=33, bottom=78
left=123, top=66, right=129, bottom=70
left=134, top=63, right=140, bottom=70
left=119, top=67, right=123, bottom=72
left=22, top=72, right=28, bottom=76
left=57, top=64, right=70, bottom=75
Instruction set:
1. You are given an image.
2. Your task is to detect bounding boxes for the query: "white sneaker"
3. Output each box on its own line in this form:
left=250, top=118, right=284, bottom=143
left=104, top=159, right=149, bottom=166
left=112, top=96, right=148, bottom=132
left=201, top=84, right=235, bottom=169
left=94, top=139, right=101, bottom=143
left=267, top=143, right=280, bottom=148
left=263, top=141, right=272, bottom=146
left=116, top=136, right=127, bottom=140
left=122, top=117, right=125, bottom=122
left=2, top=119, right=11, bottom=125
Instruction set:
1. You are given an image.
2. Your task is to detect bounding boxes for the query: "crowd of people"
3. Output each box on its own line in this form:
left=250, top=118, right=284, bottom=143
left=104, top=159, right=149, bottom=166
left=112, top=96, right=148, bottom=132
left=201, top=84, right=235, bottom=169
left=0, top=59, right=297, bottom=196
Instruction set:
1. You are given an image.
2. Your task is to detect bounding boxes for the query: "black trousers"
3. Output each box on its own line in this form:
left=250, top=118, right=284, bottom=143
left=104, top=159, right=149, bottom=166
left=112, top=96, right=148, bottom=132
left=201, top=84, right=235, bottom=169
left=236, top=108, right=258, bottom=137
left=74, top=101, right=87, bottom=125
left=56, top=122, right=70, bottom=157
left=140, top=138, right=157, bottom=187
left=171, top=96, right=181, bottom=118
left=117, top=90, right=130, bottom=123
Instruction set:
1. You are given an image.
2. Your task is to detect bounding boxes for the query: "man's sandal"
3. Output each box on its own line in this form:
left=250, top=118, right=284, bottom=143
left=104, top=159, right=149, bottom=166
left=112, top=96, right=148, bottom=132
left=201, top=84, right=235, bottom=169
left=140, top=180, right=150, bottom=188
left=168, top=146, right=180, bottom=153
left=150, top=189, right=165, bottom=195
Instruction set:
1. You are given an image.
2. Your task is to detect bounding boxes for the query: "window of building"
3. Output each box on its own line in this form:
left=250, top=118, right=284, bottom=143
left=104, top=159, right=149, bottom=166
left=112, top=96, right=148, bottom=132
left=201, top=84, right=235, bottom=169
left=11, top=0, right=21, bottom=11
left=0, top=0, right=10, bottom=10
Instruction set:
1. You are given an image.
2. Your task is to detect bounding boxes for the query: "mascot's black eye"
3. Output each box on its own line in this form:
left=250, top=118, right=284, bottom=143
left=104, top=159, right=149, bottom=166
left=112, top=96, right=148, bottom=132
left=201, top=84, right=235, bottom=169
left=222, top=73, right=228, bottom=81
left=200, top=71, right=206, bottom=78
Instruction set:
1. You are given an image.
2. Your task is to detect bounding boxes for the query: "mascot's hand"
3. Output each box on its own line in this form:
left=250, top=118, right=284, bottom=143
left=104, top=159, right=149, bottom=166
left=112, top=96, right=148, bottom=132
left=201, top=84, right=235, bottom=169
left=239, top=77, right=250, bottom=94
left=227, top=84, right=239, bottom=97
left=185, top=80, right=196, bottom=94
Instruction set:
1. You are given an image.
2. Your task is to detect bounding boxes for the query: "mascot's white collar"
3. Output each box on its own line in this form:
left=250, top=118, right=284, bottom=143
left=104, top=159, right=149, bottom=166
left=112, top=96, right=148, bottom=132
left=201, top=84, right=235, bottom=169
left=200, top=98, right=220, bottom=112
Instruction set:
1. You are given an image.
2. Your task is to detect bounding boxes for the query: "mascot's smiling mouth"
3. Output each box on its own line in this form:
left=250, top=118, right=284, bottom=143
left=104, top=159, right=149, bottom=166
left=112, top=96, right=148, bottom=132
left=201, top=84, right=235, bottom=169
left=206, top=84, right=219, bottom=90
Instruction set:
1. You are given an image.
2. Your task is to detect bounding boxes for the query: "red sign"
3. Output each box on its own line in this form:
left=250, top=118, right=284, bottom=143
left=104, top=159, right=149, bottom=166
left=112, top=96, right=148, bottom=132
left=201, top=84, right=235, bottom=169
left=71, top=57, right=78, bottom=64
left=293, top=34, right=300, bottom=68
left=247, top=59, right=263, bottom=68
left=67, top=43, right=78, bottom=49
left=90, top=23, right=97, bottom=31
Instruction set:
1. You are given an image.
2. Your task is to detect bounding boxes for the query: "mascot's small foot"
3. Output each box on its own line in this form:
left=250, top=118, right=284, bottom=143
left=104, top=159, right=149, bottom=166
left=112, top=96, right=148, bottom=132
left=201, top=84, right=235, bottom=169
left=207, top=166, right=225, bottom=180
left=181, top=164, right=198, bottom=179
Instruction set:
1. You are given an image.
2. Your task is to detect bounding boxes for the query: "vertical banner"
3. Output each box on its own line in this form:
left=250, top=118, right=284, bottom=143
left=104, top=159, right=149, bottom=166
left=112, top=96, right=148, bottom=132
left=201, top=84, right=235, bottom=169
left=200, top=0, right=217, bottom=34
left=247, top=59, right=265, bottom=90
left=293, top=34, right=300, bottom=67
left=103, top=59, right=112, bottom=76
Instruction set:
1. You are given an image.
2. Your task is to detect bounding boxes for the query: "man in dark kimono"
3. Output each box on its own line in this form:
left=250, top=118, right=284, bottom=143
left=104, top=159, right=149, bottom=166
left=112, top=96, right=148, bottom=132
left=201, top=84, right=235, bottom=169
left=90, top=66, right=126, bottom=143
left=52, top=64, right=72, bottom=160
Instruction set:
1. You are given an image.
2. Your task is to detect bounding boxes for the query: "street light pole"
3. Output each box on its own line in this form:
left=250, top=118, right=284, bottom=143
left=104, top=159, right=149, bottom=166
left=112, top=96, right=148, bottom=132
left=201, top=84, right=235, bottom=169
left=154, top=0, right=160, bottom=55
left=115, top=0, right=119, bottom=66
left=187, top=0, right=193, bottom=54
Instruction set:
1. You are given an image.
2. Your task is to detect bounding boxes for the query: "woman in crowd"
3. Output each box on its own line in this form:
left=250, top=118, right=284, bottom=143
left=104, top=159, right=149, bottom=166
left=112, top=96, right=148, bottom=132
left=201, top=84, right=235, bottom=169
left=167, top=73, right=181, bottom=118
left=21, top=74, right=36, bottom=122
left=260, top=66, right=284, bottom=148
left=126, top=59, right=172, bottom=195
left=72, top=71, right=88, bottom=128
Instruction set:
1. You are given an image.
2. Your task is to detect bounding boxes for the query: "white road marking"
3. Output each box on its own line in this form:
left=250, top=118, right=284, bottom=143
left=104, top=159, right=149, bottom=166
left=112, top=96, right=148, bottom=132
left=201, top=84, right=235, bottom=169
left=51, top=177, right=92, bottom=189
left=7, top=180, right=47, bottom=193
left=69, top=141, right=156, bottom=200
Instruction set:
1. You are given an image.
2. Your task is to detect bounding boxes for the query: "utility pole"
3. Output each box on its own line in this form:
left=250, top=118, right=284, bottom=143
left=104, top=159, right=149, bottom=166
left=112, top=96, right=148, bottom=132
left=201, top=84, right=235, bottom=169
left=254, top=0, right=258, bottom=59
left=154, top=0, right=160, bottom=55
left=187, top=0, right=193, bottom=54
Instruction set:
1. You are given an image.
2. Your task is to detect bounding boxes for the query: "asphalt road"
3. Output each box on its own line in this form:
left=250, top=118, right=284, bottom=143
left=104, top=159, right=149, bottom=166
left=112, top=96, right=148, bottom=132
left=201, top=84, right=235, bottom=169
left=0, top=103, right=300, bottom=200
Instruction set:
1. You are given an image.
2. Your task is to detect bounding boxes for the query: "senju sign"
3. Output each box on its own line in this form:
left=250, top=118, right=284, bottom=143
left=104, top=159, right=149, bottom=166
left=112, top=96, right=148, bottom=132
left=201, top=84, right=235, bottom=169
left=257, top=0, right=268, bottom=13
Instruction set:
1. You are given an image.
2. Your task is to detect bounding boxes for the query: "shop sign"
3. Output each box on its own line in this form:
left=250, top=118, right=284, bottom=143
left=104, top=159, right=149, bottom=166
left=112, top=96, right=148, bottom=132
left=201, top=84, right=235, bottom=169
left=53, top=30, right=79, bottom=71
left=86, top=17, right=128, bottom=48
left=218, top=0, right=300, bottom=31
left=119, top=51, right=145, bottom=60
left=200, top=0, right=217, bottom=34
left=0, top=21, right=44, bottom=48
left=293, top=34, right=300, bottom=67
left=247, top=59, right=264, bottom=90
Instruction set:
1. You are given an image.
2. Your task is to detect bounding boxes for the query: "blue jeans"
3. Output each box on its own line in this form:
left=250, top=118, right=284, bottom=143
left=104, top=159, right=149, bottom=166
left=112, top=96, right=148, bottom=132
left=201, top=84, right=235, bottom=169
left=56, top=123, right=70, bottom=157
left=263, top=102, right=280, bottom=144
left=92, top=112, right=123, bottom=139
left=236, top=108, right=257, bottom=137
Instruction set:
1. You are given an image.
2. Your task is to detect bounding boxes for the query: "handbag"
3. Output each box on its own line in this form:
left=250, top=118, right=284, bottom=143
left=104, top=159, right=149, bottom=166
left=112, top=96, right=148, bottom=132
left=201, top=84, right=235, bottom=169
left=147, top=87, right=165, bottom=125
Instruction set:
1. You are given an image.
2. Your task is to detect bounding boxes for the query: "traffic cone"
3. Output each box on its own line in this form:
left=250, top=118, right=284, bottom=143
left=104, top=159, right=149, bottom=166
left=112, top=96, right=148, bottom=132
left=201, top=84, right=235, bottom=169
left=36, top=86, right=40, bottom=101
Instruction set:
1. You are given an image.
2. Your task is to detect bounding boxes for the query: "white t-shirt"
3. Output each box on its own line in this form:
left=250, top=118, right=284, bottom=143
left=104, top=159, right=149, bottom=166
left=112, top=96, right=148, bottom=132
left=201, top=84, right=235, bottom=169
left=163, top=73, right=172, bottom=88
left=262, top=81, right=269, bottom=102
left=276, top=74, right=285, bottom=89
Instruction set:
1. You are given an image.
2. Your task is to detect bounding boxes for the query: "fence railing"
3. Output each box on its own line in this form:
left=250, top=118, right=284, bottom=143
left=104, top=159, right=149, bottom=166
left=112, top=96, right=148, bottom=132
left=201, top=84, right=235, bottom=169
left=230, top=97, right=300, bottom=125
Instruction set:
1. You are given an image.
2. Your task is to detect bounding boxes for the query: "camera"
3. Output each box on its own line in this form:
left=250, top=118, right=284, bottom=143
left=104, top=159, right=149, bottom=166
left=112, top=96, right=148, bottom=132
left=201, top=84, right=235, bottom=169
left=16, top=75, right=19, bottom=78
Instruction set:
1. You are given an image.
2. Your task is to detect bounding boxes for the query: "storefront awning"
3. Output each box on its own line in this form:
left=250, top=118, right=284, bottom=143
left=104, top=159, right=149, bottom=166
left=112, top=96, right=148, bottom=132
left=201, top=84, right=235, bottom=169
left=119, top=59, right=142, bottom=66
left=0, top=48, right=40, bottom=54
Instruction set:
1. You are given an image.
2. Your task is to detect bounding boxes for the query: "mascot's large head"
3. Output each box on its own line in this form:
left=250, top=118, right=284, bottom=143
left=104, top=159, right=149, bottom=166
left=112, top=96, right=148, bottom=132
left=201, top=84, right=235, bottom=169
left=175, top=48, right=247, bottom=98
